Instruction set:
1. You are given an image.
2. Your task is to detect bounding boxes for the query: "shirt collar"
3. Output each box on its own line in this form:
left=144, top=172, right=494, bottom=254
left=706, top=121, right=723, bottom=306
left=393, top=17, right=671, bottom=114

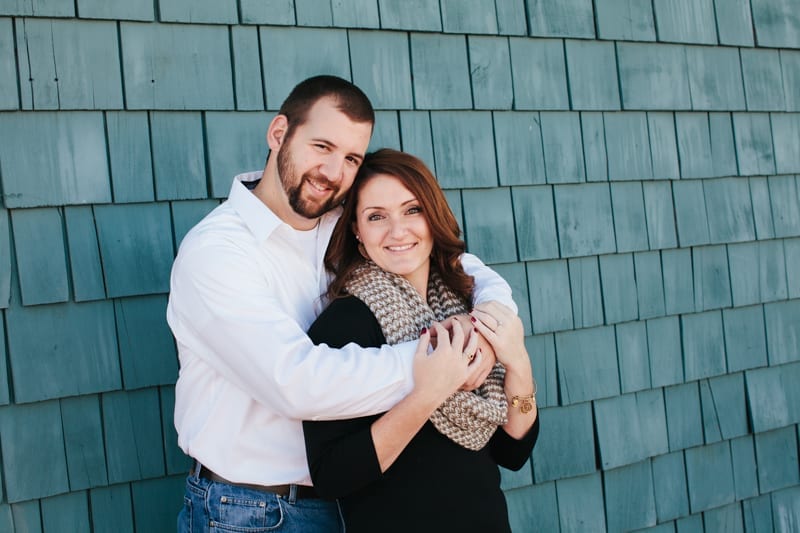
left=227, top=171, right=341, bottom=243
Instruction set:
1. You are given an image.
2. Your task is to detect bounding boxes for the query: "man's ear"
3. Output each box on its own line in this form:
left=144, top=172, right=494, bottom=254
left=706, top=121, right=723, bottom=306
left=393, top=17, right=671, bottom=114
left=267, top=114, right=289, bottom=151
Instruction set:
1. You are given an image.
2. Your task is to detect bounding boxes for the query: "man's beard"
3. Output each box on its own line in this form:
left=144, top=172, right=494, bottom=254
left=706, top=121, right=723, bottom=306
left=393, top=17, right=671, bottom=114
left=277, top=143, right=343, bottom=219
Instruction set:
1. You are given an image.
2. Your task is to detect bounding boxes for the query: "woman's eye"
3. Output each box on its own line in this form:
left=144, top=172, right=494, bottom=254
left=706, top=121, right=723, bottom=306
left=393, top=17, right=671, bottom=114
left=367, top=214, right=383, bottom=221
left=407, top=206, right=422, bottom=214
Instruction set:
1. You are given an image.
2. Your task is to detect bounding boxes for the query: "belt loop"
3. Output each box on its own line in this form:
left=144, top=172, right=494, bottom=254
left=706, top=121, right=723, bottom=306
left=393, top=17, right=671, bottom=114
left=287, top=484, right=298, bottom=504
left=192, top=460, right=202, bottom=478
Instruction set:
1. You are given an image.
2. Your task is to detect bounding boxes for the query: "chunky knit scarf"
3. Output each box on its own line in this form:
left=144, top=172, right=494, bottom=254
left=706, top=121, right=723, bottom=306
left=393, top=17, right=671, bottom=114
left=345, top=260, right=508, bottom=451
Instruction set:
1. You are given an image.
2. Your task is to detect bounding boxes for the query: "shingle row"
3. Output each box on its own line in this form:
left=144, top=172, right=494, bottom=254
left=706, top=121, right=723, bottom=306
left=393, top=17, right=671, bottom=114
left=2, top=18, right=800, bottom=112
left=2, top=0, right=798, bottom=49
left=2, top=110, right=799, bottom=211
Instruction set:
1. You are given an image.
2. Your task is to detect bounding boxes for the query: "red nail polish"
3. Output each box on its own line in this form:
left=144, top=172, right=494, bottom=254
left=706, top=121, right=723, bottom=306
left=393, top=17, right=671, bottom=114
left=470, top=316, right=476, bottom=322
left=421, top=327, right=427, bottom=335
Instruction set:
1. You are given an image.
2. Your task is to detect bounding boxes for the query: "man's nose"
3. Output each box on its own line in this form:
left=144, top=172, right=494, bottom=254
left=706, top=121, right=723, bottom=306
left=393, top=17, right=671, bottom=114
left=319, top=155, right=344, bottom=181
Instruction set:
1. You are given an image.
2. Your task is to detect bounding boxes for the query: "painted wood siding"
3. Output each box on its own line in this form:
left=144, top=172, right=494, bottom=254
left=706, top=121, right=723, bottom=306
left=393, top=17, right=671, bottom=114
left=0, top=1, right=799, bottom=531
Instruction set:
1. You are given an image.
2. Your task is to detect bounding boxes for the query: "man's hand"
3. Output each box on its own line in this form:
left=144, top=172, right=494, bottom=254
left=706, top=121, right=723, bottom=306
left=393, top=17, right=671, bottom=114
left=441, top=314, right=498, bottom=391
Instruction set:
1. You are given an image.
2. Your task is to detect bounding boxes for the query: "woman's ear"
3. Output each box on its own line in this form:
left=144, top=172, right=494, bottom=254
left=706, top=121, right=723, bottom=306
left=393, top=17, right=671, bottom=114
left=266, top=114, right=289, bottom=151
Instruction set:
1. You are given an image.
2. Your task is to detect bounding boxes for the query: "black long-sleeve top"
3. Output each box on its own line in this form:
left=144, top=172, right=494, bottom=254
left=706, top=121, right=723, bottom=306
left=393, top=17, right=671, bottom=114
left=303, top=295, right=539, bottom=533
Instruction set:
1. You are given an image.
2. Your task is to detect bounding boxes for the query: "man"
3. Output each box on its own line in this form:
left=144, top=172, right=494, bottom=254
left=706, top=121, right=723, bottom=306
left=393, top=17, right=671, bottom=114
left=167, top=75, right=517, bottom=532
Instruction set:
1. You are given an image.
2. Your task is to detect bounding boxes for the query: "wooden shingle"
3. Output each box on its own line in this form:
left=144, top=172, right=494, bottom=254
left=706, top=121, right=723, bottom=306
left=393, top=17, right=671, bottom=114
left=115, top=296, right=178, bottom=390
left=723, top=305, right=769, bottom=372
left=648, top=112, right=680, bottom=179
left=652, top=451, right=690, bottom=522
left=764, top=300, right=800, bottom=365
left=703, top=502, right=744, bottom=532
left=509, top=38, right=569, bottom=110
left=106, top=112, right=155, bottom=204
left=685, top=46, right=746, bottom=111
left=121, top=22, right=234, bottom=110
left=239, top=0, right=295, bottom=25
left=611, top=182, right=648, bottom=252
left=556, top=326, right=620, bottom=404
left=554, top=183, right=616, bottom=257
left=75, top=0, right=154, bottom=20
left=64, top=207, right=106, bottom=302
left=399, top=111, right=435, bottom=172
left=0, top=0, right=74, bottom=16
left=494, top=113, right=546, bottom=186
left=295, top=0, right=333, bottom=26
left=674, top=180, right=711, bottom=246
left=526, top=0, right=595, bottom=38
left=90, top=484, right=134, bottom=533
left=0, top=209, right=9, bottom=308
left=604, top=112, right=653, bottom=181
left=495, top=0, right=527, bottom=35
left=634, top=251, right=666, bottom=319
left=0, top=17, right=17, bottom=110
left=617, top=321, right=651, bottom=393
left=131, top=476, right=185, bottom=533
left=6, top=301, right=121, bottom=403
left=581, top=112, right=608, bottom=182
left=94, top=203, right=173, bottom=298
left=686, top=441, right=736, bottom=513
left=676, top=113, right=715, bottom=179
left=743, top=494, right=774, bottom=533
left=468, top=37, right=513, bottom=110
left=462, top=188, right=517, bottom=263
left=771, top=113, right=800, bottom=174
left=171, top=200, right=219, bottom=249
left=709, top=112, right=739, bottom=176
left=665, top=382, right=704, bottom=451
left=729, top=241, right=788, bottom=306
left=768, top=175, right=800, bottom=238
left=731, top=435, right=760, bottom=500
left=750, top=177, right=776, bottom=239
left=600, top=254, right=639, bottom=324
left=0, top=111, right=111, bottom=208
left=704, top=178, right=756, bottom=244
left=746, top=362, right=800, bottom=432
left=524, top=334, right=558, bottom=408
left=652, top=0, right=717, bottom=44
left=565, top=40, right=620, bottom=110
left=231, top=27, right=265, bottom=110
left=782, top=50, right=800, bottom=112
left=157, top=0, right=237, bottom=23
left=61, top=395, right=108, bottom=490
left=662, top=248, right=694, bottom=315
left=541, top=112, right=586, bottom=184
left=594, top=0, right=656, bottom=41
left=603, top=460, right=657, bottom=532
left=556, top=473, right=606, bottom=532
left=151, top=112, right=207, bottom=200
left=682, top=310, right=727, bottom=381
left=648, top=316, right=684, bottom=387
left=377, top=0, right=441, bottom=31
left=733, top=113, right=777, bottom=176
left=41, top=489, right=90, bottom=532
left=532, top=403, right=596, bottom=481
left=787, top=238, right=800, bottom=298
left=103, top=389, right=165, bottom=484
left=0, top=401, right=70, bottom=502
left=17, top=19, right=123, bottom=110
left=431, top=111, right=497, bottom=188
left=643, top=181, right=678, bottom=249
left=771, top=485, right=800, bottom=530
left=714, top=0, right=754, bottom=46
left=755, top=426, right=800, bottom=493
left=617, top=43, right=691, bottom=110
left=568, top=257, right=604, bottom=329
left=505, top=483, right=560, bottom=533
left=742, top=49, right=787, bottom=111
left=331, top=0, right=380, bottom=27
left=410, top=33, right=471, bottom=109
left=692, top=245, right=732, bottom=311
left=751, top=0, right=800, bottom=48
left=351, top=31, right=413, bottom=110
left=11, top=208, right=69, bottom=306
left=205, top=111, right=271, bottom=198
left=440, top=0, right=497, bottom=34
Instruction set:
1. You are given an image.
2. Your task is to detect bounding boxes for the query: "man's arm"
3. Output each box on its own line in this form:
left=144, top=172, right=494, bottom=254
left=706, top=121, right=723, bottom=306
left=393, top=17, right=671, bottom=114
left=167, top=241, right=416, bottom=421
left=460, top=252, right=518, bottom=313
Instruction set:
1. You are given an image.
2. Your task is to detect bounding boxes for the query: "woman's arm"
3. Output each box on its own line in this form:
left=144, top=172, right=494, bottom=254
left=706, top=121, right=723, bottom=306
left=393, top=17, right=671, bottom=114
left=304, top=299, right=475, bottom=497
left=470, top=302, right=538, bottom=439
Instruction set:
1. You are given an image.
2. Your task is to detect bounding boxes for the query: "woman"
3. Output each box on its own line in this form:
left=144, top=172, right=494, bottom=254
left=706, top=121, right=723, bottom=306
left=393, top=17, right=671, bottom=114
left=303, top=149, right=539, bottom=532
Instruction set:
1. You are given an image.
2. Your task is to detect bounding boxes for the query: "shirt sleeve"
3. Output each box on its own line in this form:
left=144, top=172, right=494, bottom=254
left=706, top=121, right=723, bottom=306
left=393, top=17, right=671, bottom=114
left=166, top=240, right=416, bottom=421
left=489, top=416, right=540, bottom=471
left=460, top=253, right=518, bottom=314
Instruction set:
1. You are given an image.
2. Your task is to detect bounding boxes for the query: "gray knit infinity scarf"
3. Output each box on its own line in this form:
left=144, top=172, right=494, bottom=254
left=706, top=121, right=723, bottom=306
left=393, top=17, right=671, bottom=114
left=345, top=260, right=508, bottom=451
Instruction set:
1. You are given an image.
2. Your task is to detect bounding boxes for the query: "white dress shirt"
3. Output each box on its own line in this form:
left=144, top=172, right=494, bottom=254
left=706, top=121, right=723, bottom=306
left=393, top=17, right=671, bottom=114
left=167, top=172, right=517, bottom=486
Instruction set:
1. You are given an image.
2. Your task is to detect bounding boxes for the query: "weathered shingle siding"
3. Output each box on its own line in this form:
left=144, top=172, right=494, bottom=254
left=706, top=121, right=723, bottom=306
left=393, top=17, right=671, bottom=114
left=0, top=1, right=798, bottom=530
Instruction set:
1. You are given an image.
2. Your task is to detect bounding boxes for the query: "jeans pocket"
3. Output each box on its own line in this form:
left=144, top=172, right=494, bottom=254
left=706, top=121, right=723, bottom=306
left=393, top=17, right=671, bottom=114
left=208, top=487, right=284, bottom=532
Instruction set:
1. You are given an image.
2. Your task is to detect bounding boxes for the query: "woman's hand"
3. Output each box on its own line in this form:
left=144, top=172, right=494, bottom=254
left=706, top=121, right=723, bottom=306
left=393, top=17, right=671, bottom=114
left=469, top=301, right=528, bottom=371
left=440, top=314, right=497, bottom=391
left=412, top=321, right=475, bottom=407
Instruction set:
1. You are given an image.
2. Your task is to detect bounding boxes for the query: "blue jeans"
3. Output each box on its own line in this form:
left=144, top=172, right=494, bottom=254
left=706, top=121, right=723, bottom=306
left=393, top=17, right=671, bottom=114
left=178, top=467, right=344, bottom=532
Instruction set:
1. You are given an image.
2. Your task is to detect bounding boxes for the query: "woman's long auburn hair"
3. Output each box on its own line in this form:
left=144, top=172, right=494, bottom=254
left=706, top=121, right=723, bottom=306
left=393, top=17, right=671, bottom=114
left=325, top=148, right=475, bottom=304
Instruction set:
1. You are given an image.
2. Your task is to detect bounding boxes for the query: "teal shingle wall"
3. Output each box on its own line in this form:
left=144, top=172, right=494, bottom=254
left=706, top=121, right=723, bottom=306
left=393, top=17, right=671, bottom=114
left=1, top=3, right=799, bottom=532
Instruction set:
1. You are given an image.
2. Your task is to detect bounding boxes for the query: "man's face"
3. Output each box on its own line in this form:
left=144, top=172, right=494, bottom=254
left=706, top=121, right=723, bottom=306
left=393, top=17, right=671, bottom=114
left=276, top=98, right=372, bottom=220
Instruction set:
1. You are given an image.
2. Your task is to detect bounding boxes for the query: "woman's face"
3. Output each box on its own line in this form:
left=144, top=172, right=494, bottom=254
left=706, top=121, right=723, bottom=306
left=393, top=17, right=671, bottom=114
left=354, top=174, right=434, bottom=293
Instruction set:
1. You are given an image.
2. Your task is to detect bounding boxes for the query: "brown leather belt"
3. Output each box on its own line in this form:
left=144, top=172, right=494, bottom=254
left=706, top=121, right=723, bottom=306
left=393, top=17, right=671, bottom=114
left=198, top=465, right=319, bottom=499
